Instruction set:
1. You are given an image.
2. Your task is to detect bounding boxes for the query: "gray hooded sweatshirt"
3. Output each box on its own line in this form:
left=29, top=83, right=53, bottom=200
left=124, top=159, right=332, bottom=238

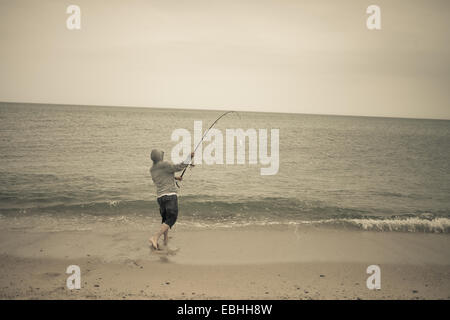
left=150, top=149, right=189, bottom=198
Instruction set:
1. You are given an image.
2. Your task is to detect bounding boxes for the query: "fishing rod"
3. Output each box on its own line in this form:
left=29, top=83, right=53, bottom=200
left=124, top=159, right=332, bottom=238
left=176, top=110, right=235, bottom=188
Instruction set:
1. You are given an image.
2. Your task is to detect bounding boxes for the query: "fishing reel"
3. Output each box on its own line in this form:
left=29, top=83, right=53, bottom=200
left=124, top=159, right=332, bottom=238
left=175, top=163, right=195, bottom=188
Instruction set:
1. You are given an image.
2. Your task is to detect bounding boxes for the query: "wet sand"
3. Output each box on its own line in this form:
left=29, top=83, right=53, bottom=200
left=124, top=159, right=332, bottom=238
left=0, top=226, right=449, bottom=299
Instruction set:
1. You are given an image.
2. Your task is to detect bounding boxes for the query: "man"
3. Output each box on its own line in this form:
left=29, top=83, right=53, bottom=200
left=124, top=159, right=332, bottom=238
left=149, top=149, right=194, bottom=250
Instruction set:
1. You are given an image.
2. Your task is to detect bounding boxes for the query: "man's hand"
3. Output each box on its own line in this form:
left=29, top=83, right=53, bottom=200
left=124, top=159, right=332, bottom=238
left=174, top=176, right=182, bottom=181
left=190, top=152, right=195, bottom=158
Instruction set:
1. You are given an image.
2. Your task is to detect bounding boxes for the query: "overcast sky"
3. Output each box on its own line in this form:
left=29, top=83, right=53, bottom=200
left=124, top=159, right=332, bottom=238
left=0, top=0, right=449, bottom=119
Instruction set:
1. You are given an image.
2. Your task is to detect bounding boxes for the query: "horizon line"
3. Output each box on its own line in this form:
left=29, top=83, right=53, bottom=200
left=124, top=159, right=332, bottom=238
left=0, top=100, right=449, bottom=122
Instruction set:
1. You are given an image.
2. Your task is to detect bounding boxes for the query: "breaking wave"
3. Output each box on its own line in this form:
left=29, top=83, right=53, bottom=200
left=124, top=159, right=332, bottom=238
left=0, top=196, right=449, bottom=233
left=306, top=217, right=450, bottom=233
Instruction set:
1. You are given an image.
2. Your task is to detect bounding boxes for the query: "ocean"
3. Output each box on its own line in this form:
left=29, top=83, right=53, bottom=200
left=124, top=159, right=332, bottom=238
left=1, top=102, right=449, bottom=233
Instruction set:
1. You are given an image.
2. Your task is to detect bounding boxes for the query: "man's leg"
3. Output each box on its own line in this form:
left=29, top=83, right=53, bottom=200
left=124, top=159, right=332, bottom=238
left=163, top=228, right=169, bottom=246
left=149, top=223, right=170, bottom=249
left=162, top=196, right=177, bottom=247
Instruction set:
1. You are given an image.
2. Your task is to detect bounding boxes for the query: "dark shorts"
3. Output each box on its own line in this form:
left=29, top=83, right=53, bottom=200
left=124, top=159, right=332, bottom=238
left=157, top=194, right=178, bottom=228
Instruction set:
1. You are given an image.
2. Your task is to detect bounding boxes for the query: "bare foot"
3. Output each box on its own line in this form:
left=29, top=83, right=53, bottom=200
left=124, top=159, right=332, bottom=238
left=149, top=237, right=159, bottom=250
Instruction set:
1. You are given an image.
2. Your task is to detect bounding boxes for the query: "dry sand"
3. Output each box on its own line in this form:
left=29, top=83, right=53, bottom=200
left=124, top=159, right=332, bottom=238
left=0, top=225, right=449, bottom=299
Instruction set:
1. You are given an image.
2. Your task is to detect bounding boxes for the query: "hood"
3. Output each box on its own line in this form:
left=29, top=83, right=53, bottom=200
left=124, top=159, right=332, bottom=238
left=151, top=149, right=164, bottom=163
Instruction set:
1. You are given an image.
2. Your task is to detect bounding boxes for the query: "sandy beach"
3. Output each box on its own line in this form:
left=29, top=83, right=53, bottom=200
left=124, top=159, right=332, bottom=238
left=1, top=225, right=449, bottom=300
left=1, top=0, right=450, bottom=304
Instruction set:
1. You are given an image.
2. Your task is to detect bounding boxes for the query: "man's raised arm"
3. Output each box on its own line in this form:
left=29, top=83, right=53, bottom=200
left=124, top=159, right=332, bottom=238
left=166, top=152, right=195, bottom=173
